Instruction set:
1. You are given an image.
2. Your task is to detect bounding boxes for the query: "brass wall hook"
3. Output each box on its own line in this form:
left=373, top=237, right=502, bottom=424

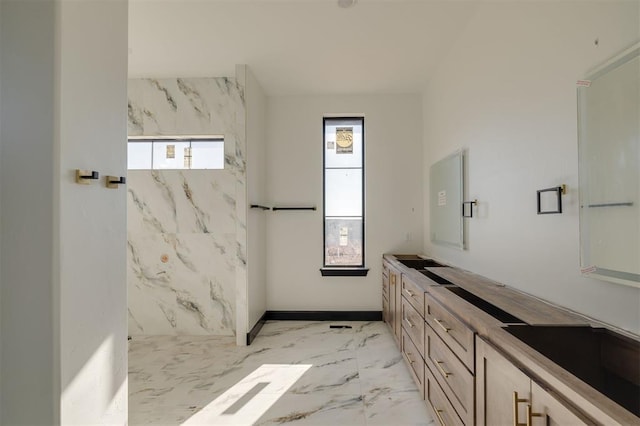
left=106, top=176, right=126, bottom=189
left=76, top=170, right=99, bottom=184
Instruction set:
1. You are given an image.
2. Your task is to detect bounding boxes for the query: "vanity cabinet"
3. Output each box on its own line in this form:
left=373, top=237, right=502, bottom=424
left=400, top=274, right=426, bottom=397
left=382, top=254, right=639, bottom=426
left=476, top=337, right=592, bottom=426
left=382, top=262, right=390, bottom=323
left=382, top=261, right=402, bottom=347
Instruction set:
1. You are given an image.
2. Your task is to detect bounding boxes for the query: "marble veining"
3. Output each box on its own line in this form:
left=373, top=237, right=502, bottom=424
left=129, top=321, right=434, bottom=425
left=128, top=76, right=246, bottom=337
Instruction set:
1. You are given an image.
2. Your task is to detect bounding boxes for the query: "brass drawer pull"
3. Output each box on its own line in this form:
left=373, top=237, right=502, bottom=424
left=404, top=318, right=415, bottom=328
left=403, top=288, right=415, bottom=297
left=434, top=318, right=451, bottom=333
left=435, top=360, right=452, bottom=378
left=513, top=391, right=529, bottom=426
left=526, top=404, right=544, bottom=426
left=434, top=408, right=446, bottom=426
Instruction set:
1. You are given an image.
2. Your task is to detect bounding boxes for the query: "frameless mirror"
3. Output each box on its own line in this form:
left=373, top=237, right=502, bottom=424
left=578, top=42, right=639, bottom=287
left=430, top=150, right=464, bottom=249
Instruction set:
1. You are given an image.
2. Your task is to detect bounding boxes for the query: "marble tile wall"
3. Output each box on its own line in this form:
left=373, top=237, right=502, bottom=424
left=127, top=77, right=246, bottom=336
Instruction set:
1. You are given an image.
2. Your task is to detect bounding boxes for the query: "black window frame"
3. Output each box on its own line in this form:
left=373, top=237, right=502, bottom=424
left=320, top=116, right=368, bottom=277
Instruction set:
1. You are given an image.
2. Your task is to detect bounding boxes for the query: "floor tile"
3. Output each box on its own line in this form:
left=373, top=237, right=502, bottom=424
left=129, top=321, right=434, bottom=426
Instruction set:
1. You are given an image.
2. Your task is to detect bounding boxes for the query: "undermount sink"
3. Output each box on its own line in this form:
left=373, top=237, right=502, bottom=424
left=397, top=258, right=447, bottom=269
left=445, top=286, right=524, bottom=324
left=505, top=325, right=640, bottom=416
left=420, top=270, right=454, bottom=285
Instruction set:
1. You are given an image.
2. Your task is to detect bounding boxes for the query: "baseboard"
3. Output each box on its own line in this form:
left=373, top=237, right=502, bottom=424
left=264, top=310, right=382, bottom=321
left=246, top=312, right=267, bottom=345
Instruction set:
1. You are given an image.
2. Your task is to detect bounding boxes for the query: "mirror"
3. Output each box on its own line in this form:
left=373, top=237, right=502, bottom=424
left=578, top=42, right=639, bottom=287
left=430, top=150, right=464, bottom=249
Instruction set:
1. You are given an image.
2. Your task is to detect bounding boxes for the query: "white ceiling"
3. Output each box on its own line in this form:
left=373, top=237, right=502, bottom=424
left=128, top=0, right=480, bottom=96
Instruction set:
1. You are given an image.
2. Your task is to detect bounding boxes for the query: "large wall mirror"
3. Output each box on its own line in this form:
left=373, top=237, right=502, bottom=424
left=578, top=42, right=639, bottom=287
left=430, top=150, right=464, bottom=250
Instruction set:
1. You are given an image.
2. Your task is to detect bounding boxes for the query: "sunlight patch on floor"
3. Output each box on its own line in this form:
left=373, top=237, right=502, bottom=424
left=182, top=364, right=312, bottom=425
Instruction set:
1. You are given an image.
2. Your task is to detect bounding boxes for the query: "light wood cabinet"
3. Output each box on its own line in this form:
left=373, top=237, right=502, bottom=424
left=476, top=337, right=592, bottom=426
left=402, top=274, right=424, bottom=316
left=425, top=292, right=475, bottom=371
left=402, top=328, right=425, bottom=398
left=425, top=324, right=474, bottom=425
left=389, top=265, right=402, bottom=345
left=530, top=381, right=594, bottom=426
left=382, top=261, right=390, bottom=323
left=383, top=255, right=638, bottom=426
left=425, top=364, right=466, bottom=426
left=401, top=297, right=424, bottom=357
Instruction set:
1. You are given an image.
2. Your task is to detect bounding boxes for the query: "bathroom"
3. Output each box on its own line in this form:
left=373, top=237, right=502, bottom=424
left=0, top=0, right=638, bottom=424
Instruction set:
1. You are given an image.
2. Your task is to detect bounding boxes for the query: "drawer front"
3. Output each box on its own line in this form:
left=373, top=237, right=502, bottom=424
left=425, top=324, right=474, bottom=426
left=402, top=275, right=425, bottom=317
left=425, top=363, right=466, bottom=426
left=402, top=297, right=425, bottom=358
left=425, top=293, right=474, bottom=371
left=402, top=329, right=424, bottom=398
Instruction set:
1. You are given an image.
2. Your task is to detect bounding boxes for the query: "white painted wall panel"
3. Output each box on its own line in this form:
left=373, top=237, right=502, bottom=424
left=266, top=95, right=424, bottom=311
left=422, top=1, right=640, bottom=334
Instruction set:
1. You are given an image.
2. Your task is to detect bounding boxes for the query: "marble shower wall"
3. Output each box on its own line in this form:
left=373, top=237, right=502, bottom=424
left=127, top=77, right=246, bottom=336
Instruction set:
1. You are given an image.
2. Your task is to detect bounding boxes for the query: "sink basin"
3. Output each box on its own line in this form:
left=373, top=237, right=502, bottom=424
left=445, top=286, right=524, bottom=324
left=393, top=254, right=424, bottom=261
left=420, top=270, right=454, bottom=285
left=506, top=325, right=640, bottom=416
left=397, top=258, right=447, bottom=269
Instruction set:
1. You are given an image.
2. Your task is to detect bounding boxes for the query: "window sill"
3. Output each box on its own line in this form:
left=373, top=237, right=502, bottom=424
left=320, top=267, right=369, bottom=277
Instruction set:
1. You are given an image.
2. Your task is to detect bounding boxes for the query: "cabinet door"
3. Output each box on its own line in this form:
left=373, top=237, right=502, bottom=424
left=382, top=262, right=390, bottom=300
left=389, top=268, right=402, bottom=345
left=476, top=337, right=531, bottom=426
left=530, top=381, right=594, bottom=426
left=382, top=294, right=389, bottom=324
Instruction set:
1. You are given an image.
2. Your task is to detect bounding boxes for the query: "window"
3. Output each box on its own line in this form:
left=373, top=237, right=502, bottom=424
left=127, top=137, right=224, bottom=170
left=321, top=117, right=368, bottom=276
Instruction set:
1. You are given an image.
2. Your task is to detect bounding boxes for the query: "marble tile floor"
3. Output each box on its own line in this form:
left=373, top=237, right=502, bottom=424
left=129, top=321, right=434, bottom=425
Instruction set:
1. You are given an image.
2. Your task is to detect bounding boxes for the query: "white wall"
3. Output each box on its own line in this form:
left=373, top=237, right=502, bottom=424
left=246, top=68, right=268, bottom=330
left=266, top=95, right=423, bottom=311
left=58, top=1, right=129, bottom=423
left=422, top=1, right=640, bottom=334
left=1, top=1, right=128, bottom=423
left=1, top=1, right=58, bottom=422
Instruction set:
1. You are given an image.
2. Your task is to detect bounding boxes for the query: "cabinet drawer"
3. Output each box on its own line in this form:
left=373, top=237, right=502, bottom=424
left=402, top=329, right=424, bottom=398
left=425, top=292, right=474, bottom=371
left=402, top=297, right=425, bottom=358
left=402, top=275, right=424, bottom=317
left=425, top=324, right=474, bottom=426
left=425, top=364, right=465, bottom=426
